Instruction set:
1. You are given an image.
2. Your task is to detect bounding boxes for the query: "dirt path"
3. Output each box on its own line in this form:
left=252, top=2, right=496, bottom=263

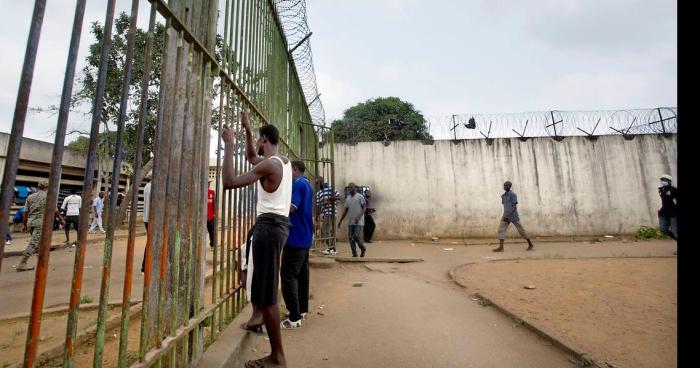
left=1, top=236, right=676, bottom=367
left=244, top=238, right=675, bottom=367
left=453, top=257, right=677, bottom=368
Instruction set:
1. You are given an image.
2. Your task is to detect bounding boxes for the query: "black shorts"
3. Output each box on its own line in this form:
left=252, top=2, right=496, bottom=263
left=65, top=216, right=79, bottom=231
left=249, top=213, right=291, bottom=306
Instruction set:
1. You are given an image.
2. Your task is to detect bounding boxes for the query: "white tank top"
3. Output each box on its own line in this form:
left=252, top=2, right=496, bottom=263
left=256, top=156, right=292, bottom=216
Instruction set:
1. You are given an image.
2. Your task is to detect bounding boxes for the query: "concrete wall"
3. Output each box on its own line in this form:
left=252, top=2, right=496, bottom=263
left=334, top=134, right=677, bottom=239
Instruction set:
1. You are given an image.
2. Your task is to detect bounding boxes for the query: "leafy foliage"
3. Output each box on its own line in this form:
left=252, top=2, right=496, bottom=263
left=331, top=97, right=432, bottom=143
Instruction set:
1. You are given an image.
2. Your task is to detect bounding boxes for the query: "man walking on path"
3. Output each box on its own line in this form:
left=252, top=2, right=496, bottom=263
left=493, top=181, right=534, bottom=252
left=222, top=110, right=292, bottom=368
left=280, top=160, right=314, bottom=329
left=89, top=192, right=105, bottom=233
left=338, top=183, right=367, bottom=258
left=207, top=179, right=216, bottom=248
left=61, top=187, right=81, bottom=246
left=16, top=179, right=49, bottom=271
left=657, top=174, right=678, bottom=254
left=317, top=178, right=340, bottom=255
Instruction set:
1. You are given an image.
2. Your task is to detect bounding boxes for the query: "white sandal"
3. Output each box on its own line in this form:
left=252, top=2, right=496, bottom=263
left=280, top=318, right=301, bottom=329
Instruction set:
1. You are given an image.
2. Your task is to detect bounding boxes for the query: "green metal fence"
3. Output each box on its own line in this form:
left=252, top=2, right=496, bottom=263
left=0, top=0, right=330, bottom=366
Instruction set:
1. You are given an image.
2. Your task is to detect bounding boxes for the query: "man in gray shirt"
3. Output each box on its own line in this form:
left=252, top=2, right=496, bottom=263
left=493, top=181, right=534, bottom=252
left=338, top=182, right=367, bottom=257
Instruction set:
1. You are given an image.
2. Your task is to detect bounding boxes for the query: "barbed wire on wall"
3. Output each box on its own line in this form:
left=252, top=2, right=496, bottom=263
left=274, top=0, right=326, bottom=127
left=425, top=107, right=677, bottom=142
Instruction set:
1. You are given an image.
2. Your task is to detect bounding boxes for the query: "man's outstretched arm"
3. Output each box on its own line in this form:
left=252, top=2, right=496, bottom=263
left=222, top=159, right=275, bottom=190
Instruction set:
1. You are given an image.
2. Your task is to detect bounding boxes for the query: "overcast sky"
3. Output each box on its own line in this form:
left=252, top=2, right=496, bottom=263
left=0, top=0, right=677, bottom=144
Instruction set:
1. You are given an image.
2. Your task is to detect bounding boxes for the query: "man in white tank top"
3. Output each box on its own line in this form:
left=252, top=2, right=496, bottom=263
left=222, top=110, right=292, bottom=368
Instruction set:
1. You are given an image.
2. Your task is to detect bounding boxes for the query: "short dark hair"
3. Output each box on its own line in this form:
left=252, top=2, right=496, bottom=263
left=70, top=187, right=77, bottom=194
left=292, top=160, right=306, bottom=173
left=258, top=124, right=280, bottom=145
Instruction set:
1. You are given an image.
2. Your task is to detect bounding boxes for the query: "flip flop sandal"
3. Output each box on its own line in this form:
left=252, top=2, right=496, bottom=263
left=280, top=318, right=301, bottom=329
left=240, top=322, right=264, bottom=335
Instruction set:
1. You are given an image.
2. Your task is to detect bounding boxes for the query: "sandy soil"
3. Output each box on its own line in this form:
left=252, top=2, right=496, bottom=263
left=453, top=257, right=677, bottom=368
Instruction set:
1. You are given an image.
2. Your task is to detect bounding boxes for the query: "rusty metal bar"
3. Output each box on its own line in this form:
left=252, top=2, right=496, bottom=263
left=140, top=0, right=179, bottom=357
left=116, top=3, right=157, bottom=367
left=17, top=1, right=86, bottom=366
left=129, top=283, right=243, bottom=368
left=91, top=0, right=141, bottom=364
left=0, top=0, right=46, bottom=270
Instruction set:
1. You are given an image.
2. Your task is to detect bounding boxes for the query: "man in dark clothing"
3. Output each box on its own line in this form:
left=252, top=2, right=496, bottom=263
left=493, top=181, right=534, bottom=252
left=363, top=189, right=376, bottom=243
left=280, top=160, right=314, bottom=329
left=658, top=175, right=678, bottom=253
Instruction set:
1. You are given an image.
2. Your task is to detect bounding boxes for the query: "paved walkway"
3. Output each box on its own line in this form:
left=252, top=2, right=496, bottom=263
left=244, top=237, right=676, bottom=368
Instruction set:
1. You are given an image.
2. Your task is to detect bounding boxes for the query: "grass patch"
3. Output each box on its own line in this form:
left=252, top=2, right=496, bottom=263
left=635, top=226, right=665, bottom=240
left=80, top=295, right=94, bottom=305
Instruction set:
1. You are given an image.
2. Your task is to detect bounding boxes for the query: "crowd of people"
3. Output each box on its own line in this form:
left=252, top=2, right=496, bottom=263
left=9, top=185, right=124, bottom=271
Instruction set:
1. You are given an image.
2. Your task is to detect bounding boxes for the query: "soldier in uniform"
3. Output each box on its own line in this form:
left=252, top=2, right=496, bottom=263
left=16, top=179, right=49, bottom=272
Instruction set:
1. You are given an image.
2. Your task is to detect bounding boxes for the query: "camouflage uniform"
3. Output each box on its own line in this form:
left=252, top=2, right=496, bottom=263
left=20, top=188, right=47, bottom=262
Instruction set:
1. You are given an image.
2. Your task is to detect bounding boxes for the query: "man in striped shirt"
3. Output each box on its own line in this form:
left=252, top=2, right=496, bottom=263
left=316, top=179, right=340, bottom=255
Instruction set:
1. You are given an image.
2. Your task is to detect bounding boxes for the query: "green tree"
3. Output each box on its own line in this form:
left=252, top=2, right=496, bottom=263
left=74, top=12, right=166, bottom=165
left=331, top=97, right=432, bottom=143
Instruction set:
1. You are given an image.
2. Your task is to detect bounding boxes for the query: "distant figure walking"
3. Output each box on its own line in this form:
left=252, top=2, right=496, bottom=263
left=16, top=179, right=49, bottom=271
left=62, top=187, right=82, bottom=246
left=89, top=192, right=105, bottom=233
left=493, top=181, right=534, bottom=252
left=338, top=183, right=367, bottom=258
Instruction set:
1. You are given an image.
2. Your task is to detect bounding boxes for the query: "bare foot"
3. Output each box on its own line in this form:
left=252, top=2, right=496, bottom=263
left=245, top=355, right=286, bottom=367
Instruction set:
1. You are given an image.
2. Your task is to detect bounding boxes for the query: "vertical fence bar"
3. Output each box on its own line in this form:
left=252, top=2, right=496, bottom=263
left=17, top=0, right=84, bottom=366
left=117, top=3, right=157, bottom=366
left=141, top=0, right=178, bottom=359
left=92, top=0, right=141, bottom=364
left=0, top=0, right=46, bottom=270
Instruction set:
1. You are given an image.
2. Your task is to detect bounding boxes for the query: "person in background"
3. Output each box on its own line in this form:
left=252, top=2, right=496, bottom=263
left=492, top=181, right=534, bottom=252
left=316, top=177, right=340, bottom=255
left=338, top=183, right=367, bottom=258
left=61, top=187, right=82, bottom=247
left=88, top=192, right=105, bottom=233
left=657, top=174, right=678, bottom=255
left=15, top=179, right=49, bottom=271
left=207, top=179, right=216, bottom=248
left=363, top=189, right=376, bottom=243
left=141, top=179, right=152, bottom=273
left=6, top=206, right=24, bottom=246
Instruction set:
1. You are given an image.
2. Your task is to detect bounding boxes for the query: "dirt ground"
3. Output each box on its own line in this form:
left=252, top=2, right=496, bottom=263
left=1, top=236, right=676, bottom=367
left=453, top=257, right=677, bottom=368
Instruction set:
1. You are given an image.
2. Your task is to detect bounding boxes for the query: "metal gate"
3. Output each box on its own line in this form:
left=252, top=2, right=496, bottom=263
left=0, top=0, right=328, bottom=366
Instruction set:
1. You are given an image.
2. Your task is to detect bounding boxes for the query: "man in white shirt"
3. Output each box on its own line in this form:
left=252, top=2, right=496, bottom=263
left=88, top=192, right=105, bottom=233
left=141, top=180, right=152, bottom=273
left=61, top=187, right=82, bottom=246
